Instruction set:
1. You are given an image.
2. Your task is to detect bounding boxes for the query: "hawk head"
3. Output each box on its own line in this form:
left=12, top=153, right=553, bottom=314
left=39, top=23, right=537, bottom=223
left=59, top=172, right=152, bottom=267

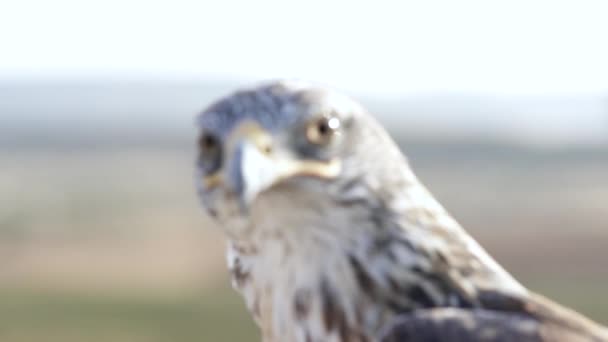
left=193, top=81, right=608, bottom=342
left=195, top=81, right=412, bottom=239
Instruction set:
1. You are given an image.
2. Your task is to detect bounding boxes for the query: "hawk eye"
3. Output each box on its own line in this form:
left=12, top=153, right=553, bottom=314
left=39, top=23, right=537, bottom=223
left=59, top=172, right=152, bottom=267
left=306, top=116, right=340, bottom=145
left=198, top=132, right=222, bottom=172
left=199, top=133, right=219, bottom=153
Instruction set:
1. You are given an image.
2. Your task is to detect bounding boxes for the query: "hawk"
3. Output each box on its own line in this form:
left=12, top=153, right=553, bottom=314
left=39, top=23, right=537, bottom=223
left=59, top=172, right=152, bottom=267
left=195, top=81, right=608, bottom=342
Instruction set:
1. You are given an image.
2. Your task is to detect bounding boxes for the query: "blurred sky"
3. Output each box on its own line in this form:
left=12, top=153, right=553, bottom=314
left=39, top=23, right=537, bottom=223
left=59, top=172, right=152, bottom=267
left=1, top=0, right=608, bottom=95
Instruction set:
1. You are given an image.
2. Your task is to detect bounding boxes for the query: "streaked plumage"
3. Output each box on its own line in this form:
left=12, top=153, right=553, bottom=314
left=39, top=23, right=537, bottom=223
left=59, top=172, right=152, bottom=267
left=195, top=80, right=608, bottom=341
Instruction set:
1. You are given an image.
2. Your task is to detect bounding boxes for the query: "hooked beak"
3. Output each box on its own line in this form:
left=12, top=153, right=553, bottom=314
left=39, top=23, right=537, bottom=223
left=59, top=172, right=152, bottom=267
left=203, top=120, right=341, bottom=208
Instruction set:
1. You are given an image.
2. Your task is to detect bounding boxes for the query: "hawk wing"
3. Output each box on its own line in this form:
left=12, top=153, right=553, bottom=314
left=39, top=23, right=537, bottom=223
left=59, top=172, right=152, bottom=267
left=379, top=293, right=608, bottom=342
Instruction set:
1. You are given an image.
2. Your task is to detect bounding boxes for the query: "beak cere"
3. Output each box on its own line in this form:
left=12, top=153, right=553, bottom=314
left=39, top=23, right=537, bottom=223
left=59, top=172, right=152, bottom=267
left=202, top=120, right=342, bottom=208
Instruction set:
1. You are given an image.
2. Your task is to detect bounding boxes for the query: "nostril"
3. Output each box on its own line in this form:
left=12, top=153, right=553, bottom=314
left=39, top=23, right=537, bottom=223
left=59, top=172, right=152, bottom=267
left=262, top=143, right=273, bottom=155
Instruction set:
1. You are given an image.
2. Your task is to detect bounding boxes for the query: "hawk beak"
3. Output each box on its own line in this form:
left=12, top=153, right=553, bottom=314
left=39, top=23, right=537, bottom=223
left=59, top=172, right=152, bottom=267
left=203, top=120, right=341, bottom=207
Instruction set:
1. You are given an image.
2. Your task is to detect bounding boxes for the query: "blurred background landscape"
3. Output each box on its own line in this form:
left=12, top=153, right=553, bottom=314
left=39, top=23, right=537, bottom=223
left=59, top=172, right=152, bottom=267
left=1, top=79, right=607, bottom=341
left=1, top=1, right=608, bottom=341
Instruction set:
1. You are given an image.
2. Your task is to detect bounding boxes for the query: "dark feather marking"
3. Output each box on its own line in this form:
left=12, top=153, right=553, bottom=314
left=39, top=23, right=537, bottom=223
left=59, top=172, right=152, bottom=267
left=337, top=197, right=371, bottom=208
left=369, top=210, right=386, bottom=232
left=207, top=208, right=218, bottom=218
left=386, top=248, right=397, bottom=262
left=335, top=178, right=370, bottom=206
left=294, top=289, right=312, bottom=320
left=383, top=277, right=435, bottom=312
left=406, top=285, right=436, bottom=307
left=478, top=290, right=527, bottom=312
left=320, top=278, right=349, bottom=337
left=231, top=257, right=250, bottom=287
left=348, top=255, right=375, bottom=294
left=388, top=263, right=474, bottom=310
left=233, top=243, right=258, bottom=255
left=410, top=265, right=426, bottom=275
left=370, top=235, right=394, bottom=255
left=409, top=266, right=449, bottom=293
left=384, top=236, right=417, bottom=263
left=387, top=276, right=402, bottom=293
left=339, top=319, right=349, bottom=342
left=339, top=177, right=362, bottom=195
left=321, top=278, right=338, bottom=331
left=385, top=297, right=412, bottom=313
left=393, top=235, right=416, bottom=252
left=411, top=264, right=474, bottom=308
left=434, top=250, right=449, bottom=264
left=379, top=308, right=544, bottom=342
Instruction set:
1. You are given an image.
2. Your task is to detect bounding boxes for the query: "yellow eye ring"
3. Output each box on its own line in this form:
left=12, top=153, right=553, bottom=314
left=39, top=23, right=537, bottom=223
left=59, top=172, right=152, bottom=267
left=306, top=116, right=341, bottom=145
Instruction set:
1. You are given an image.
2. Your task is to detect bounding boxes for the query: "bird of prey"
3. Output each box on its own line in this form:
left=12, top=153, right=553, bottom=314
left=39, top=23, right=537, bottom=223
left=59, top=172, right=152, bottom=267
left=195, top=80, right=608, bottom=342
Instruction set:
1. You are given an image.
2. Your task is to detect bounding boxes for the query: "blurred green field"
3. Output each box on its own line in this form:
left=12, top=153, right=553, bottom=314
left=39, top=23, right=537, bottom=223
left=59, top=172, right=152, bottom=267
left=0, top=279, right=606, bottom=342
left=1, top=279, right=607, bottom=342
left=0, top=287, right=258, bottom=342
left=1, top=146, right=607, bottom=341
